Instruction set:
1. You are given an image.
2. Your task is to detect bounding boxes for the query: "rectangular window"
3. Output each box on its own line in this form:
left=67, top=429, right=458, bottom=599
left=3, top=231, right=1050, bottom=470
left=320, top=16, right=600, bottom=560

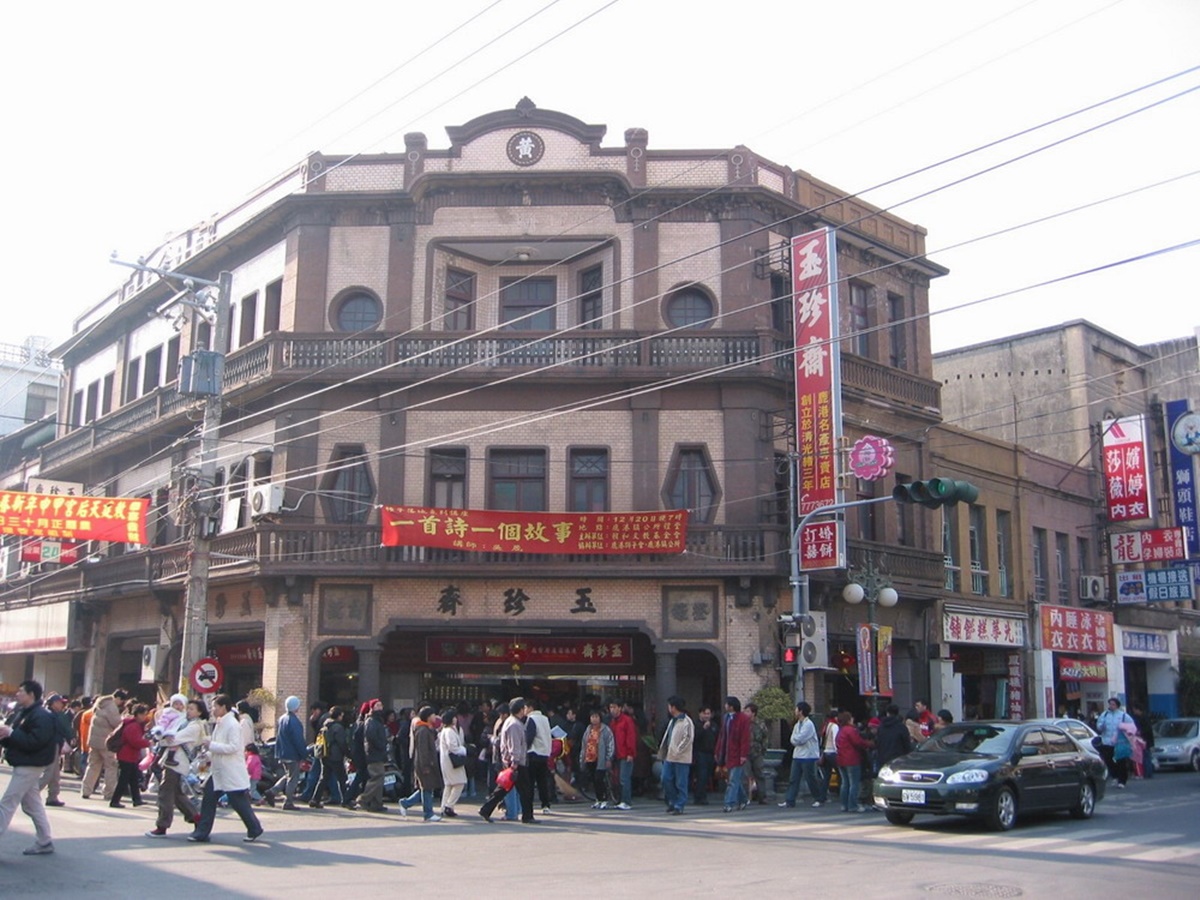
left=429, top=448, right=467, bottom=509
left=1032, top=527, right=1048, bottom=602
left=1076, top=537, right=1091, bottom=577
left=894, top=473, right=914, bottom=547
left=488, top=449, right=546, bottom=511
left=264, top=279, right=282, bottom=334
left=1055, top=532, right=1070, bottom=602
left=968, top=506, right=988, bottom=596
left=24, top=382, right=56, bottom=422
left=70, top=390, right=83, bottom=428
left=770, top=272, right=792, bottom=334
left=239, top=291, right=258, bottom=348
left=125, top=358, right=141, bottom=403
left=143, top=345, right=163, bottom=394
left=578, top=266, right=603, bottom=329
left=856, top=478, right=878, bottom=542
left=996, top=510, right=1012, bottom=598
left=569, top=448, right=609, bottom=512
left=888, top=292, right=908, bottom=369
left=944, top=508, right=961, bottom=593
left=849, top=282, right=870, bottom=356
left=85, top=381, right=100, bottom=424
left=166, top=336, right=181, bottom=383
left=500, top=277, right=555, bottom=330
left=445, top=269, right=476, bottom=331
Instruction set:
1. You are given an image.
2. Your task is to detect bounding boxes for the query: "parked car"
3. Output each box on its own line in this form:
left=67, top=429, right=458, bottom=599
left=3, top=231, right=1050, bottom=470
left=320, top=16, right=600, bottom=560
left=1151, top=718, right=1200, bottom=772
left=1025, top=717, right=1102, bottom=757
left=873, top=721, right=1108, bottom=831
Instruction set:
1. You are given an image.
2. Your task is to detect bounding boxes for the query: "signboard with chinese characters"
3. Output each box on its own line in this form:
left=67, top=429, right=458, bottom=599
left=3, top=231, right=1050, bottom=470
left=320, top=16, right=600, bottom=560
left=1006, top=652, right=1024, bottom=719
left=662, top=586, right=718, bottom=639
left=19, top=538, right=81, bottom=565
left=23, top=479, right=83, bottom=497
left=1040, top=604, right=1113, bottom=655
left=876, top=625, right=894, bottom=698
left=380, top=506, right=687, bottom=555
left=318, top=584, right=373, bottom=635
left=0, top=601, right=72, bottom=654
left=791, top=227, right=844, bottom=519
left=1115, top=570, right=1147, bottom=604
left=1145, top=566, right=1195, bottom=603
left=425, top=636, right=633, bottom=668
left=1058, top=657, right=1108, bottom=682
left=1109, top=527, right=1188, bottom=565
left=857, top=623, right=874, bottom=697
left=1120, top=629, right=1170, bottom=656
left=1101, top=416, right=1153, bottom=523
left=1166, top=400, right=1200, bottom=555
left=0, top=491, right=148, bottom=543
left=798, top=520, right=842, bottom=572
left=942, top=610, right=1026, bottom=647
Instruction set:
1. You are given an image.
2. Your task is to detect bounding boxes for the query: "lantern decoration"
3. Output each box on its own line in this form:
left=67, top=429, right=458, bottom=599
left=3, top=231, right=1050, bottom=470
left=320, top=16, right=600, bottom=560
left=507, top=641, right=527, bottom=673
left=837, top=649, right=856, bottom=672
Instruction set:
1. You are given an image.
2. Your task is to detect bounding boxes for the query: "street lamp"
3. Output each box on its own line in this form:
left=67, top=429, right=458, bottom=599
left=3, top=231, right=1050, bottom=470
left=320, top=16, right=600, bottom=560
left=841, top=553, right=897, bottom=715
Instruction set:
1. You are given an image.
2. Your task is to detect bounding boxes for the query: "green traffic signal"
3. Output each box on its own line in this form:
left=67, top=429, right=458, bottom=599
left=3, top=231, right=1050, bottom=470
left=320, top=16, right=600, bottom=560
left=892, top=478, right=979, bottom=508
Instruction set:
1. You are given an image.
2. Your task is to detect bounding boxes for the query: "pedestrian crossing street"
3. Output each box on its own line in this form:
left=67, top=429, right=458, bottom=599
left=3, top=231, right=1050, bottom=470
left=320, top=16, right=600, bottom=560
left=684, top=814, right=1200, bottom=864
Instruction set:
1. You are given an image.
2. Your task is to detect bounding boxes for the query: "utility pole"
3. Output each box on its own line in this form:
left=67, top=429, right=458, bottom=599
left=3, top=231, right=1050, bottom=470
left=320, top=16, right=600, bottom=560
left=111, top=258, right=230, bottom=695
left=177, top=272, right=231, bottom=695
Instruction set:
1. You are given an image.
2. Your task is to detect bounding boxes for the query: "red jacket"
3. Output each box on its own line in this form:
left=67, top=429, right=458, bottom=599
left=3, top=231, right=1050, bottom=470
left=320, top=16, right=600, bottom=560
left=610, top=712, right=638, bottom=760
left=835, top=723, right=870, bottom=767
left=715, top=711, right=751, bottom=767
left=116, top=717, right=151, bottom=764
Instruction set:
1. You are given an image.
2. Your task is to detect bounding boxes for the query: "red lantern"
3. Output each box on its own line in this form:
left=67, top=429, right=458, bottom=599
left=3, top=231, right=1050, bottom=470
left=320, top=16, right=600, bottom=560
left=507, top=642, right=527, bottom=673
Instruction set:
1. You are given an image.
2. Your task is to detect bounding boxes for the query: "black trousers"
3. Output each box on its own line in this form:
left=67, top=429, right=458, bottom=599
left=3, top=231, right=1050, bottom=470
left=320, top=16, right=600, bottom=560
left=527, top=754, right=553, bottom=808
left=194, top=778, right=262, bottom=839
left=111, top=760, right=142, bottom=805
left=479, top=765, right=535, bottom=821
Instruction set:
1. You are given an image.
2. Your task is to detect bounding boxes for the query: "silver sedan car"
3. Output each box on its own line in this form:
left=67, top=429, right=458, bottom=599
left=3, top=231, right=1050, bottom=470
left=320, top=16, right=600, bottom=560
left=1152, top=718, right=1200, bottom=772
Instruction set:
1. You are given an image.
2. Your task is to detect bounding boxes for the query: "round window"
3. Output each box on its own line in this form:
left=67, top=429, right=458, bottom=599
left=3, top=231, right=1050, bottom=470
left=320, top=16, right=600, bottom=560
left=665, top=288, right=714, bottom=329
left=335, top=292, right=382, bottom=331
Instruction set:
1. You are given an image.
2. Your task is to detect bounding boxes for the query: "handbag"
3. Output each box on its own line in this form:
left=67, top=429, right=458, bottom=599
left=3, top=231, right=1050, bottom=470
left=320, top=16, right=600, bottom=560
left=450, top=752, right=467, bottom=768
left=496, top=766, right=516, bottom=791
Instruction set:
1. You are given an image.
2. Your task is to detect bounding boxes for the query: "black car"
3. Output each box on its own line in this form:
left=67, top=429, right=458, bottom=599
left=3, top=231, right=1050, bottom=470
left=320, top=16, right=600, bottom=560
left=872, top=721, right=1108, bottom=831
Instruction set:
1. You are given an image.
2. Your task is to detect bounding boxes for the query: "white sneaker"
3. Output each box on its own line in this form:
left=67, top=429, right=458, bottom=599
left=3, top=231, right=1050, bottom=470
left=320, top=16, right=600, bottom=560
left=591, top=801, right=601, bottom=809
left=541, top=807, right=552, bottom=814
left=615, top=802, right=632, bottom=810
left=597, top=801, right=609, bottom=810
left=811, top=801, right=824, bottom=808
left=426, top=814, right=442, bottom=822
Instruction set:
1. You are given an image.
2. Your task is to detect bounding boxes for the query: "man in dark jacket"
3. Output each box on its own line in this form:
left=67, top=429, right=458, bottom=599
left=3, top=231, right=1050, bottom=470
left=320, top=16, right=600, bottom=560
left=875, top=704, right=913, bottom=768
left=38, top=693, right=73, bottom=807
left=693, top=705, right=719, bottom=804
left=359, top=700, right=390, bottom=812
left=0, top=680, right=57, bottom=855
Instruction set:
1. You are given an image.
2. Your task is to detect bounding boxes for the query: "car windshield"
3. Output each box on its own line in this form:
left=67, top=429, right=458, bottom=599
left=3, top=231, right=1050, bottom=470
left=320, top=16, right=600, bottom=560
left=1154, top=720, right=1198, bottom=739
left=917, top=725, right=1014, bottom=755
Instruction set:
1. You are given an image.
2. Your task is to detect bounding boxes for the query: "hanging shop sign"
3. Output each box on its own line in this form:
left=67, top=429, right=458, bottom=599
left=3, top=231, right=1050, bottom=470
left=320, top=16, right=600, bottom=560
left=1040, top=604, right=1113, bottom=654
left=19, top=538, right=82, bottom=565
left=0, top=491, right=147, bottom=543
left=1101, top=416, right=1153, bottom=523
left=1145, top=566, right=1195, bottom=603
left=799, top=520, right=842, bottom=571
left=0, top=601, right=72, bottom=654
left=792, top=226, right=845, bottom=573
left=425, top=635, right=633, bottom=668
left=1109, top=527, right=1188, bottom=565
left=381, top=506, right=687, bottom=555
left=1006, top=652, right=1024, bottom=720
left=876, top=625, right=894, bottom=698
left=1120, top=629, right=1170, bottom=656
left=1165, top=400, right=1199, bottom=555
left=1058, top=657, right=1108, bottom=682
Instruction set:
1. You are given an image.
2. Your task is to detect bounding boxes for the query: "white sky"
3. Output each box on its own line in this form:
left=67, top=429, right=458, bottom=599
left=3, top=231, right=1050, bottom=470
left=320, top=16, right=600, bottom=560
left=4, top=0, right=1197, bottom=355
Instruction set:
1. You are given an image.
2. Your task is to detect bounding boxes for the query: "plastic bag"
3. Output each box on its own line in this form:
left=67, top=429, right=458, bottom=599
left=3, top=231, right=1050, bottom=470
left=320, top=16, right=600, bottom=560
left=496, top=766, right=516, bottom=791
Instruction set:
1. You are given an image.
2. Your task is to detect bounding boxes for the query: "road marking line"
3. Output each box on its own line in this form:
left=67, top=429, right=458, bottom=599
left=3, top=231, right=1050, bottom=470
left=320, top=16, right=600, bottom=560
left=1122, top=846, right=1200, bottom=863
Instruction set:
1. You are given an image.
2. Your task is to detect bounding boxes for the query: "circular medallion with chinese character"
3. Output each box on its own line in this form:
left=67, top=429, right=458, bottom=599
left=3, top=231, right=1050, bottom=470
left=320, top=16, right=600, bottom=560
left=506, top=131, right=545, bottom=166
left=1171, top=411, right=1200, bottom=454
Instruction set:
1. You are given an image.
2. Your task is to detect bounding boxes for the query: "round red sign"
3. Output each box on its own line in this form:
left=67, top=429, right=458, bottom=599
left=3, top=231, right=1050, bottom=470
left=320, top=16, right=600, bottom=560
left=189, top=657, right=225, bottom=694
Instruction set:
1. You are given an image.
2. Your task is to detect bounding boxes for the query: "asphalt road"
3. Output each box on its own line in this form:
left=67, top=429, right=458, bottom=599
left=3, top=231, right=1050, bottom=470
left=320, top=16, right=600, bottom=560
left=1, top=767, right=1197, bottom=898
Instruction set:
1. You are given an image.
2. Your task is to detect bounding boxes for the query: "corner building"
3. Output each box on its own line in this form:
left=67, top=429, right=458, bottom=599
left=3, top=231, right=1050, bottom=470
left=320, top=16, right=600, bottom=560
left=6, top=100, right=946, bottom=721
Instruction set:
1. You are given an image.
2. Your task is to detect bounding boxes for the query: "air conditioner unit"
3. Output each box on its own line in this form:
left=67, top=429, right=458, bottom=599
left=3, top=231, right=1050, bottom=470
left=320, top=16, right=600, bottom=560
left=1079, top=575, right=1106, bottom=602
left=140, top=645, right=161, bottom=684
left=799, top=610, right=829, bottom=669
left=249, top=483, right=285, bottom=517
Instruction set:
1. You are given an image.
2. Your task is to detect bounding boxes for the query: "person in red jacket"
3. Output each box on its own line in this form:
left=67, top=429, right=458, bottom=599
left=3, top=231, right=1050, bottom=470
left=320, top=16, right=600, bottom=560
left=110, top=704, right=152, bottom=808
left=607, top=700, right=638, bottom=809
left=835, top=711, right=872, bottom=813
left=715, top=696, right=751, bottom=812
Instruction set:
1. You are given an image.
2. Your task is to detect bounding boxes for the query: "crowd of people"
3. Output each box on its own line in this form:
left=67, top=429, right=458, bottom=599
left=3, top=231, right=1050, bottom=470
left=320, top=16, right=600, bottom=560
left=3, top=681, right=1156, bottom=851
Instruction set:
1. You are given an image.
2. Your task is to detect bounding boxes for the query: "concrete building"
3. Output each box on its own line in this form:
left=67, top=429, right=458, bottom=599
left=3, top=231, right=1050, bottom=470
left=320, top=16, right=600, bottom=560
left=0, top=100, right=949, bottom=721
left=935, top=320, right=1200, bottom=716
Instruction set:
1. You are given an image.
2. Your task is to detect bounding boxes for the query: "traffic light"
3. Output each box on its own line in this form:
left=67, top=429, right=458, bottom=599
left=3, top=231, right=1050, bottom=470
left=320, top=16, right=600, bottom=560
left=892, top=477, right=979, bottom=509
left=781, top=645, right=799, bottom=677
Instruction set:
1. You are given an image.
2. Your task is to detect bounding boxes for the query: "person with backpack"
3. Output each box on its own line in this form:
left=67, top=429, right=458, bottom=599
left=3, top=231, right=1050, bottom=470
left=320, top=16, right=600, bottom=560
left=109, top=703, right=152, bottom=808
left=313, top=706, right=349, bottom=807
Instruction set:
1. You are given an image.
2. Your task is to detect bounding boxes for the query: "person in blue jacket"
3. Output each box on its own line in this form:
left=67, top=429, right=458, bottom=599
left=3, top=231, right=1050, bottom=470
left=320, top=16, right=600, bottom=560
left=269, top=695, right=307, bottom=810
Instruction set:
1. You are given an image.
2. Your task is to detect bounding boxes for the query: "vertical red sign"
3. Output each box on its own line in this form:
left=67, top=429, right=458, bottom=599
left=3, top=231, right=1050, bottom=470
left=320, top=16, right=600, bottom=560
left=1102, top=416, right=1153, bottom=522
left=792, top=227, right=844, bottom=573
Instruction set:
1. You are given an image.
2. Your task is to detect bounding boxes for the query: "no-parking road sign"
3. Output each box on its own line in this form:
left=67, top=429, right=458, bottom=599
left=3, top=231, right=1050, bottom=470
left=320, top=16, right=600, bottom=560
left=189, top=657, right=225, bottom=694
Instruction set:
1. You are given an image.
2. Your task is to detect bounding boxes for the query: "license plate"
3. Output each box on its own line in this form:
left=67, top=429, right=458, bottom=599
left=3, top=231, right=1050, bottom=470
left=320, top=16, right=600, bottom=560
left=901, top=789, right=926, bottom=804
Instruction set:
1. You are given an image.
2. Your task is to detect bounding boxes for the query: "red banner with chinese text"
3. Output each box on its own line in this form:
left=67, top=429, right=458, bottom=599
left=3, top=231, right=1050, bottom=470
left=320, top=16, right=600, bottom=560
left=380, top=506, right=687, bottom=555
left=426, top=636, right=633, bottom=667
left=0, top=491, right=147, bottom=544
left=1040, top=604, right=1114, bottom=655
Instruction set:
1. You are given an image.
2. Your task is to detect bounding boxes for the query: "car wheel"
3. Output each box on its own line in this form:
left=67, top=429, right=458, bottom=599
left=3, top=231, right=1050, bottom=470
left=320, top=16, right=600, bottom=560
left=986, top=786, right=1017, bottom=831
left=1191, top=750, right=1200, bottom=773
left=885, top=809, right=914, bottom=826
left=1069, top=780, right=1095, bottom=819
